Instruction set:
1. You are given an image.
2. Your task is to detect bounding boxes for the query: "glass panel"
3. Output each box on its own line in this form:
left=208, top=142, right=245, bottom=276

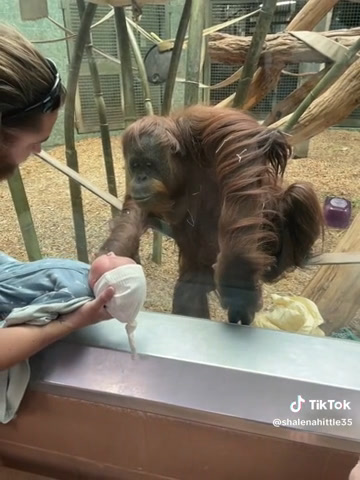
left=2, top=0, right=360, bottom=341
left=1, top=2, right=360, bottom=444
left=0, top=0, right=360, bottom=462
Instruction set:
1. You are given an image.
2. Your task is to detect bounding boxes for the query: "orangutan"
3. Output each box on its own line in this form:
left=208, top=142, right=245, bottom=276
left=97, top=105, right=323, bottom=325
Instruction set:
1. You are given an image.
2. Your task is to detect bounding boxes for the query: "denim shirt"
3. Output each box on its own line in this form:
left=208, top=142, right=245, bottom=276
left=0, top=252, right=93, bottom=320
left=0, top=252, right=94, bottom=424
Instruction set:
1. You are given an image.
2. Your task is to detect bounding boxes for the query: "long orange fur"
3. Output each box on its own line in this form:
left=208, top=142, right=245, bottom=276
left=97, top=105, right=324, bottom=324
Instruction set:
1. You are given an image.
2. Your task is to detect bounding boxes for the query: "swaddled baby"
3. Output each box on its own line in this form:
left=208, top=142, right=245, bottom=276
left=88, top=252, right=146, bottom=353
left=0, top=251, right=146, bottom=353
left=0, top=251, right=146, bottom=426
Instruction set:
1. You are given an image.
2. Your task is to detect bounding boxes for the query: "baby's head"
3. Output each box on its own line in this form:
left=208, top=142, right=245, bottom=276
left=89, top=253, right=147, bottom=353
left=89, top=252, right=137, bottom=288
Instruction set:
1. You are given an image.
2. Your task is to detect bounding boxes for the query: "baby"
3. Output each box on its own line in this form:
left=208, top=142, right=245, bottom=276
left=88, top=252, right=147, bottom=353
left=0, top=251, right=147, bottom=353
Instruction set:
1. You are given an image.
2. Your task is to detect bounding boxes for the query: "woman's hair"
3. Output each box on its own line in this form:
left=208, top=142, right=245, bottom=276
left=0, top=23, right=66, bottom=133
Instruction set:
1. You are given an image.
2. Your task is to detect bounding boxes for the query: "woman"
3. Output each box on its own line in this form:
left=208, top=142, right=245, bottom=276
left=0, top=23, right=115, bottom=370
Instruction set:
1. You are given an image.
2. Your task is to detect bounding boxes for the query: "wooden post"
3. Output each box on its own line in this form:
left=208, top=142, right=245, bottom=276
left=303, top=213, right=360, bottom=335
left=201, top=1, right=212, bottom=106
left=293, top=141, right=310, bottom=159
left=263, top=67, right=330, bottom=127
left=232, top=0, right=278, bottom=109
left=293, top=10, right=334, bottom=158
left=127, top=25, right=154, bottom=117
left=77, top=0, right=118, bottom=218
left=7, top=169, right=42, bottom=261
left=162, top=0, right=192, bottom=114
left=114, top=6, right=137, bottom=193
left=114, top=8, right=137, bottom=130
left=276, top=51, right=360, bottom=144
left=64, top=2, right=97, bottom=263
left=127, top=17, right=164, bottom=265
left=184, top=0, right=205, bottom=106
left=287, top=0, right=339, bottom=31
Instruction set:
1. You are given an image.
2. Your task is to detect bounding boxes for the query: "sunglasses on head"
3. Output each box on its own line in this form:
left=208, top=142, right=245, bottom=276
left=2, top=58, right=63, bottom=121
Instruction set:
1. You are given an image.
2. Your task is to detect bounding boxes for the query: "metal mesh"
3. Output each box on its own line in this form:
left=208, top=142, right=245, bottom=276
left=128, top=4, right=167, bottom=118
left=77, top=74, right=124, bottom=132
left=209, top=0, right=359, bottom=126
left=330, top=0, right=360, bottom=122
left=67, top=3, right=119, bottom=59
left=64, top=1, right=167, bottom=133
left=210, top=0, right=302, bottom=119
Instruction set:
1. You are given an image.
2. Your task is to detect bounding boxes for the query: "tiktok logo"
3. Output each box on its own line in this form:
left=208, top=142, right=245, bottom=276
left=290, top=395, right=306, bottom=412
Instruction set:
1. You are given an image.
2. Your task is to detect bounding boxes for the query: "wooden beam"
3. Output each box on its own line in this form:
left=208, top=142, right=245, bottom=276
left=307, top=253, right=360, bottom=266
left=287, top=0, right=339, bottom=31
left=264, top=10, right=334, bottom=127
left=303, top=213, right=360, bottom=335
left=36, top=151, right=172, bottom=239
left=232, top=0, right=278, bottom=109
left=237, top=0, right=341, bottom=110
left=271, top=57, right=360, bottom=145
left=36, top=151, right=123, bottom=211
left=208, top=28, right=359, bottom=66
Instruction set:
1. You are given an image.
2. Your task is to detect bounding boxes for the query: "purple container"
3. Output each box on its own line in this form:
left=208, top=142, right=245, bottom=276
left=324, top=196, right=352, bottom=229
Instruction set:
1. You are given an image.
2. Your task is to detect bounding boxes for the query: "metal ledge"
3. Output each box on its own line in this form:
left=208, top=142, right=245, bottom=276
left=30, top=311, right=360, bottom=453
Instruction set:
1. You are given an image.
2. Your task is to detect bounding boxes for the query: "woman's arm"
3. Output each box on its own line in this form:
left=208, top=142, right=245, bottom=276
left=0, top=286, right=114, bottom=371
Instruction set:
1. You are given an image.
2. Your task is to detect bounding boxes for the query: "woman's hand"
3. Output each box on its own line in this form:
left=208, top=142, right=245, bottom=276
left=0, top=287, right=115, bottom=371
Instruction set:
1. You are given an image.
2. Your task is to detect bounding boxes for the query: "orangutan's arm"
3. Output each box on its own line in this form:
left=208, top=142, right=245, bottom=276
left=96, top=195, right=147, bottom=262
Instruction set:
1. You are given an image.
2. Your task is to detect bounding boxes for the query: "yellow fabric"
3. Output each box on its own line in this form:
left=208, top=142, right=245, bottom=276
left=252, top=294, right=325, bottom=337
